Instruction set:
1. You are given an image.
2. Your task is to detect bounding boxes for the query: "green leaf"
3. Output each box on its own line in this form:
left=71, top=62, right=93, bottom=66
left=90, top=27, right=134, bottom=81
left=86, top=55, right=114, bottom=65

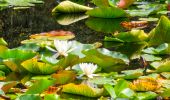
left=0, top=49, right=36, bottom=61
left=86, top=7, right=128, bottom=18
left=0, top=65, right=11, bottom=74
left=161, top=88, right=170, bottom=98
left=120, top=69, right=144, bottom=79
left=51, top=70, right=76, bottom=85
left=148, top=16, right=170, bottom=46
left=114, top=79, right=129, bottom=95
left=142, top=43, right=170, bottom=55
left=161, top=72, right=170, bottom=79
left=0, top=38, right=7, bottom=46
left=89, top=77, right=116, bottom=85
left=92, top=0, right=109, bottom=7
left=52, top=1, right=92, bottom=13
left=104, top=84, right=116, bottom=99
left=85, top=17, right=127, bottom=33
left=81, top=49, right=127, bottom=72
left=62, top=83, right=104, bottom=97
left=141, top=54, right=162, bottom=61
left=134, top=91, right=157, bottom=100
left=44, top=94, right=60, bottom=100
left=21, top=58, right=59, bottom=74
left=155, top=60, right=170, bottom=72
left=108, top=0, right=120, bottom=7
left=55, top=14, right=88, bottom=25
left=26, top=79, right=56, bottom=94
left=18, top=94, right=41, bottom=100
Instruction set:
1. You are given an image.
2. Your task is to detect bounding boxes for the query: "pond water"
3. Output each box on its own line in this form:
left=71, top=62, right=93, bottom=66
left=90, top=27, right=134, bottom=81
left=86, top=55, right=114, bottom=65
left=0, top=0, right=159, bottom=48
left=1, top=0, right=170, bottom=99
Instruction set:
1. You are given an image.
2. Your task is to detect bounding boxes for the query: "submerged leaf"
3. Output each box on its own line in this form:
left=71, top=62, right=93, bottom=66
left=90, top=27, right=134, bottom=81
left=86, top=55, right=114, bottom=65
left=86, top=7, right=128, bottom=18
left=52, top=1, right=92, bottom=13
left=62, top=83, right=104, bottom=97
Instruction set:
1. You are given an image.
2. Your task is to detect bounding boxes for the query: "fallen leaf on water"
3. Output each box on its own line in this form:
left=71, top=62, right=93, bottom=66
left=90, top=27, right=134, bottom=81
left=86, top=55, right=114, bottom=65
left=121, top=21, right=148, bottom=30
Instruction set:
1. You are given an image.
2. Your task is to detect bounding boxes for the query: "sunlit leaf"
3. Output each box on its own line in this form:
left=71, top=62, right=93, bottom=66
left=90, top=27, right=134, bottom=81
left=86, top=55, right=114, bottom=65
left=52, top=1, right=92, bottom=13
left=129, top=78, right=160, bottom=91
left=161, top=88, right=170, bottom=98
left=119, top=69, right=144, bottom=79
left=105, top=30, right=148, bottom=43
left=148, top=16, right=170, bottom=46
left=51, top=70, right=76, bottom=85
left=81, top=49, right=127, bottom=72
left=44, top=94, right=60, bottom=100
left=155, top=60, right=170, bottom=72
left=134, top=91, right=157, bottom=100
left=121, top=21, right=148, bottom=30
left=18, top=94, right=41, bottom=100
left=1, top=81, right=18, bottom=93
left=141, top=54, right=162, bottom=61
left=26, top=79, right=56, bottom=94
left=55, top=14, right=89, bottom=25
left=86, top=7, right=128, bottom=18
left=62, top=83, right=104, bottom=97
left=104, top=84, right=116, bottom=99
left=21, top=58, right=59, bottom=74
left=0, top=38, right=7, bottom=46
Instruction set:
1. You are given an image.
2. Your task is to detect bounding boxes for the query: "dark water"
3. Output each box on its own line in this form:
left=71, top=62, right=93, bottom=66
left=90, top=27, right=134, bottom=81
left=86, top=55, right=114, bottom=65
left=0, top=0, right=159, bottom=48
left=0, top=0, right=106, bottom=48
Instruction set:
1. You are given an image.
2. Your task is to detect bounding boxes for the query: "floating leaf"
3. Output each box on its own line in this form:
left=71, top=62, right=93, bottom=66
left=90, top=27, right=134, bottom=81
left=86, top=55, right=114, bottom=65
left=134, top=91, right=157, bottom=100
left=62, top=83, right=104, bottom=97
left=139, top=17, right=159, bottom=22
left=161, top=72, right=170, bottom=79
left=86, top=7, right=128, bottom=18
left=81, top=49, right=127, bottom=72
left=105, top=30, right=148, bottom=43
left=120, top=69, right=144, bottom=79
left=18, top=94, right=41, bottom=100
left=51, top=70, right=76, bottom=85
left=52, top=1, right=92, bottom=13
left=143, top=43, right=170, bottom=55
left=141, top=54, right=162, bottom=61
left=86, top=17, right=127, bottom=33
left=55, top=14, right=89, bottom=25
left=154, top=60, right=170, bottom=72
left=161, top=88, right=170, bottom=98
left=121, top=21, right=148, bottom=30
left=30, top=30, right=75, bottom=40
left=44, top=94, right=60, bottom=100
left=21, top=58, right=59, bottom=74
left=129, top=78, right=160, bottom=91
left=1, top=81, right=18, bottom=93
left=26, top=79, right=56, bottom=94
left=0, top=49, right=36, bottom=61
left=148, top=16, right=170, bottom=46
left=104, top=84, right=116, bottom=99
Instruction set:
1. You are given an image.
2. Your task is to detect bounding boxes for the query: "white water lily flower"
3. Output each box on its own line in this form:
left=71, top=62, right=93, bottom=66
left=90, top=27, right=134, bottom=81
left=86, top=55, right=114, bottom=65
left=79, top=63, right=98, bottom=78
left=46, top=40, right=76, bottom=58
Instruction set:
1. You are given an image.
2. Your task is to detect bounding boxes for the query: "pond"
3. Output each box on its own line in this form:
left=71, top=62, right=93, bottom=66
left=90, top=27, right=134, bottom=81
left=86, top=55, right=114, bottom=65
left=1, top=0, right=170, bottom=100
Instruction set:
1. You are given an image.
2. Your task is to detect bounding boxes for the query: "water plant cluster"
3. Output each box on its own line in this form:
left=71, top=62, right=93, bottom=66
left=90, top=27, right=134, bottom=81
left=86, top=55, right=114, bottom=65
left=1, top=0, right=170, bottom=100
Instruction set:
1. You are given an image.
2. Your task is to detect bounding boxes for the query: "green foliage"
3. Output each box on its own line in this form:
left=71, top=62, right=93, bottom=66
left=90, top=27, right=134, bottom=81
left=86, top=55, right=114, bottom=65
left=52, top=1, right=92, bottom=13
left=148, top=16, right=170, bottom=46
left=26, top=79, right=56, bottom=94
left=86, top=7, right=128, bottom=18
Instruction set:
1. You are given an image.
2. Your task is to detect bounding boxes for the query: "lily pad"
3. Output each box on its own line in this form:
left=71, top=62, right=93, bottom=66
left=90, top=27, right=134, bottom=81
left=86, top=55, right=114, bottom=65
left=62, top=83, right=104, bottom=97
left=148, top=16, right=170, bottom=46
left=105, top=30, right=148, bottom=42
left=52, top=1, right=92, bottom=13
left=86, top=7, right=128, bottom=18
left=86, top=17, right=127, bottom=33
left=21, top=58, right=59, bottom=74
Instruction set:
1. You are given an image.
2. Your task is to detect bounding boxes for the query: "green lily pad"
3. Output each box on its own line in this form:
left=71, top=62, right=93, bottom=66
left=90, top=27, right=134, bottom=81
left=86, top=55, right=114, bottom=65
left=104, top=30, right=148, bottom=43
left=134, top=91, right=157, bottom=100
left=21, top=58, right=59, bottom=74
left=85, top=17, right=127, bottom=33
left=86, top=7, right=128, bottom=18
left=142, top=43, right=170, bottom=55
left=52, top=1, right=92, bottom=13
left=62, top=83, right=104, bottom=97
left=148, top=16, right=170, bottom=46
left=92, top=0, right=109, bottom=7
